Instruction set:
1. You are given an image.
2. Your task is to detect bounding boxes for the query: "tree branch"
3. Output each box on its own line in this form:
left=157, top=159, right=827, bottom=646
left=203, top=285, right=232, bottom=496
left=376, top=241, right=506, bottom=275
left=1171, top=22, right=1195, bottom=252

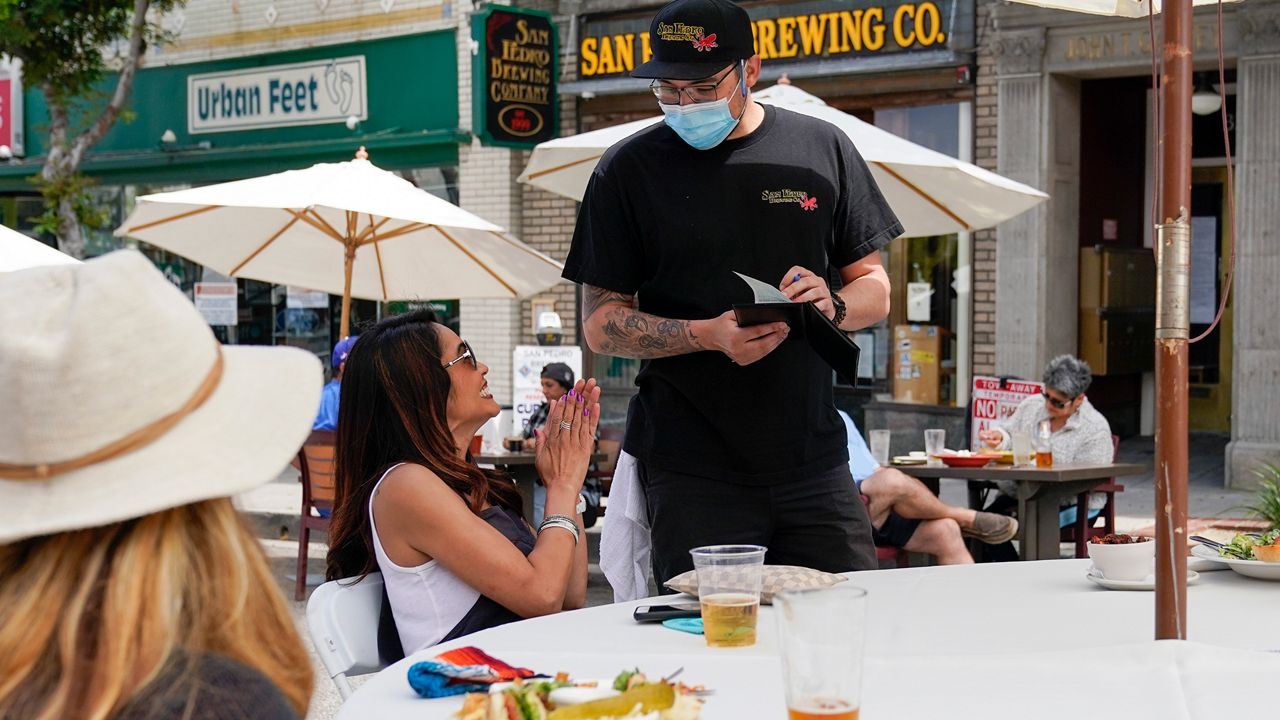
left=69, top=0, right=150, bottom=168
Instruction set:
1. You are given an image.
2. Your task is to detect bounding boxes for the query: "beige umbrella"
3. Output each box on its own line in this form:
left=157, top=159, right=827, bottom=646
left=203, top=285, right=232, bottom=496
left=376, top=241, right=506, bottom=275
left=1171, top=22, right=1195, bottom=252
left=116, top=149, right=564, bottom=337
left=0, top=226, right=80, bottom=272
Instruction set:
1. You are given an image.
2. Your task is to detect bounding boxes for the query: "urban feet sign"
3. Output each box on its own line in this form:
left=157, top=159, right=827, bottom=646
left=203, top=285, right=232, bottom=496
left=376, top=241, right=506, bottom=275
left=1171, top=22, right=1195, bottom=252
left=472, top=6, right=558, bottom=148
left=187, top=57, right=368, bottom=134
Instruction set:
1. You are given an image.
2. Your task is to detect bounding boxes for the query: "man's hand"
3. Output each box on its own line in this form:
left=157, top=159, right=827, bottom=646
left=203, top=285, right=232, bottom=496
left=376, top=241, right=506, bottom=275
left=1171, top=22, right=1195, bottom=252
left=779, top=266, right=835, bottom=320
left=694, top=310, right=789, bottom=366
left=978, top=430, right=1003, bottom=448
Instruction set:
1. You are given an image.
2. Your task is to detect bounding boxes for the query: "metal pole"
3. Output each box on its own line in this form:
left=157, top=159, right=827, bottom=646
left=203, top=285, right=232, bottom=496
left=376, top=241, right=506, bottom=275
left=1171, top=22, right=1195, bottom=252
left=1154, top=0, right=1192, bottom=640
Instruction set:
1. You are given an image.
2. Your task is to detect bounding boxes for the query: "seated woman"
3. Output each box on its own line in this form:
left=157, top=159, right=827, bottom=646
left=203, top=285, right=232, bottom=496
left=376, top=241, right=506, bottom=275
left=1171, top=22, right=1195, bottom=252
left=326, top=312, right=599, bottom=654
left=0, top=251, right=315, bottom=719
left=979, top=354, right=1114, bottom=521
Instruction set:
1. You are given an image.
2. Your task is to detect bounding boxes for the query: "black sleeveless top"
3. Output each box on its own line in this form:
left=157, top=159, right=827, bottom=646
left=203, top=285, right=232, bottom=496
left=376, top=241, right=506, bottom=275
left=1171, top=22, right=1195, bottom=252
left=378, top=505, right=535, bottom=662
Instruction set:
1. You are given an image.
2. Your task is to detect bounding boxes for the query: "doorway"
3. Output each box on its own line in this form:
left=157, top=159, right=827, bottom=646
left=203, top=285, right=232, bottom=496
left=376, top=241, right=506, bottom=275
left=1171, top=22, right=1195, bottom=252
left=1187, top=166, right=1233, bottom=431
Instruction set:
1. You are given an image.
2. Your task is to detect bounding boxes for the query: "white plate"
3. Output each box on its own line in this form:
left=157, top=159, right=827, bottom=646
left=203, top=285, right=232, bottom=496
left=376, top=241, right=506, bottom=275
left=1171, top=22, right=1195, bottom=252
left=1191, top=544, right=1280, bottom=581
left=1086, top=569, right=1199, bottom=591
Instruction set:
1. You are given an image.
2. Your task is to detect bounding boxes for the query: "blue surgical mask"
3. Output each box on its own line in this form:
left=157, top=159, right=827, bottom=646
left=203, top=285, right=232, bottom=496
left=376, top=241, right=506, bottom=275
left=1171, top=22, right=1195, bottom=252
left=660, top=93, right=745, bottom=150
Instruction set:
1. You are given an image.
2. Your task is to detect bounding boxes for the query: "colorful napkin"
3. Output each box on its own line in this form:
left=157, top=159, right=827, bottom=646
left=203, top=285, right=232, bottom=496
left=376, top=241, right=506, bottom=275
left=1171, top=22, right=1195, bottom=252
left=662, top=617, right=704, bottom=635
left=407, top=646, right=539, bottom=698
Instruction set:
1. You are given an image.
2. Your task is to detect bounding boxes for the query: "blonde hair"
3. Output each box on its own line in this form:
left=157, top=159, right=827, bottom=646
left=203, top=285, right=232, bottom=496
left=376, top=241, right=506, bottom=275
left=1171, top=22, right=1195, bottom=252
left=0, top=498, right=313, bottom=719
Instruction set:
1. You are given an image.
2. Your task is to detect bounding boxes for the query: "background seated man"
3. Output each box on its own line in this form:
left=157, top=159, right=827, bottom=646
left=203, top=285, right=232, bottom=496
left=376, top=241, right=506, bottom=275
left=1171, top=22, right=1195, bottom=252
left=840, top=412, right=1018, bottom=565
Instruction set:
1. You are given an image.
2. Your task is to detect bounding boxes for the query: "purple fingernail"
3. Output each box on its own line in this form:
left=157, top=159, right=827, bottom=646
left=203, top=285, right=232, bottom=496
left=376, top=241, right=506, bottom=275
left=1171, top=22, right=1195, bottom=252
left=583, top=407, right=589, bottom=417
left=793, top=273, right=802, bottom=283
left=560, top=394, right=567, bottom=401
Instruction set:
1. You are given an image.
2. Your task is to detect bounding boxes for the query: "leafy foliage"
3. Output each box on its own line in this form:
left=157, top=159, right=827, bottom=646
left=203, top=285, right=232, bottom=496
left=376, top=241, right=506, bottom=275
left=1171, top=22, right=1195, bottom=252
left=1247, top=463, right=1280, bottom=531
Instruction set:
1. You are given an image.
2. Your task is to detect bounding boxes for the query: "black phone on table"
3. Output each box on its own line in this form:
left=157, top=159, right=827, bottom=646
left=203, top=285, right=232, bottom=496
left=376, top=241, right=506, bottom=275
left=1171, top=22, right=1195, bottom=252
left=632, top=602, right=702, bottom=623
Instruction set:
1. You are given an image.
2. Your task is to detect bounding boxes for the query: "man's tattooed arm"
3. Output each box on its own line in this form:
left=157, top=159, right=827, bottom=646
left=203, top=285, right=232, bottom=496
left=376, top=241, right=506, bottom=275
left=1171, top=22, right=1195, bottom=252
left=581, top=284, right=706, bottom=358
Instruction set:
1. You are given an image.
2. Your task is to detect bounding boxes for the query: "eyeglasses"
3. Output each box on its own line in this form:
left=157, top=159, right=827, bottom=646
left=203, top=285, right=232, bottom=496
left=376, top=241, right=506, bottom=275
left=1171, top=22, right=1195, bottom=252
left=1042, top=391, right=1074, bottom=410
left=443, top=340, right=478, bottom=370
left=650, top=65, right=739, bottom=105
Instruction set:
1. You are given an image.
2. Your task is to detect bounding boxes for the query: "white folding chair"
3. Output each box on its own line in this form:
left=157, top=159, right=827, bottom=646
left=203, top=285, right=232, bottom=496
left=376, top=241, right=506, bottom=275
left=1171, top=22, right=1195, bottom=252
left=306, top=573, right=389, bottom=700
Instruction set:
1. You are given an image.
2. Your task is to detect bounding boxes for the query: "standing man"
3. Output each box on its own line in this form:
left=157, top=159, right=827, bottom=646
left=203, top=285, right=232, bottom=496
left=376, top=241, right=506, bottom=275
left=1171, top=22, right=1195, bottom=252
left=313, top=335, right=357, bottom=431
left=564, top=0, right=902, bottom=584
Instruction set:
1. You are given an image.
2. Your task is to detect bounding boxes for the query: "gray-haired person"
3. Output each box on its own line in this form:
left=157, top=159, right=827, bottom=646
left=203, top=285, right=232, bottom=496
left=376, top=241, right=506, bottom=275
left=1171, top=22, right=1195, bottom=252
left=979, top=355, right=1115, bottom=520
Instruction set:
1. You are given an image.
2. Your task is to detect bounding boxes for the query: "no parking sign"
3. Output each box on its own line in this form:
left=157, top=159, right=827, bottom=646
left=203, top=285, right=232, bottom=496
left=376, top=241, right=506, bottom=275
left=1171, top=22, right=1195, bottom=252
left=970, top=376, right=1043, bottom=450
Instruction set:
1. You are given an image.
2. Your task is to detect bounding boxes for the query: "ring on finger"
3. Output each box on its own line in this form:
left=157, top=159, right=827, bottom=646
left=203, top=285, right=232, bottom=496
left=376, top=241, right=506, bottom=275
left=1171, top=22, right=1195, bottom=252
left=559, top=420, right=573, bottom=431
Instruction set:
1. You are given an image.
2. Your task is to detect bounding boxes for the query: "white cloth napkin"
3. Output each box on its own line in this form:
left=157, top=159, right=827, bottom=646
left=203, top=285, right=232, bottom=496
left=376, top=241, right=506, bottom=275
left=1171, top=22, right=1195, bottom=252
left=599, top=450, right=654, bottom=602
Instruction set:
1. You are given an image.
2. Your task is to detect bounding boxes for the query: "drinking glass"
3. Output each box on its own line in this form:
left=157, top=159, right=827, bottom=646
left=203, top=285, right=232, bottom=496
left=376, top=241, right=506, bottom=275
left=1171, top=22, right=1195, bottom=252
left=868, top=429, right=891, bottom=467
left=1011, top=430, right=1032, bottom=466
left=924, top=428, right=945, bottom=466
left=776, top=586, right=867, bottom=720
left=1034, top=419, right=1053, bottom=467
left=689, top=544, right=767, bottom=648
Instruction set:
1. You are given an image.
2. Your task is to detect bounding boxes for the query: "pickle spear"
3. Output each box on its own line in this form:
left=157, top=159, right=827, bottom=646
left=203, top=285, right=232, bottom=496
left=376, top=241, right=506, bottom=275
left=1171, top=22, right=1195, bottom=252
left=546, top=682, right=675, bottom=720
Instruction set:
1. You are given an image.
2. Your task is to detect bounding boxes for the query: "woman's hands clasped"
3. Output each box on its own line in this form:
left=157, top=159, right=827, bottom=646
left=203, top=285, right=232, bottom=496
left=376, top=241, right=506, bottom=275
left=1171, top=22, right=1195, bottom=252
left=533, top=378, right=602, bottom=497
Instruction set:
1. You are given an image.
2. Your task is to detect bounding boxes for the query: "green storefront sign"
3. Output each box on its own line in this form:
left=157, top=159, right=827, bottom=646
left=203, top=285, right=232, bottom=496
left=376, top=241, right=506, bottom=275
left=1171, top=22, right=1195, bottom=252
left=0, top=31, right=464, bottom=191
left=471, top=5, right=558, bottom=148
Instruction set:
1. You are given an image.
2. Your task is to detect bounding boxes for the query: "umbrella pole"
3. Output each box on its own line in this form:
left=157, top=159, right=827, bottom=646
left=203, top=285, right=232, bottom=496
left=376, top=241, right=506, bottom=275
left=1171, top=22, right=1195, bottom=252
left=1154, top=0, right=1192, bottom=640
left=340, top=242, right=355, bottom=339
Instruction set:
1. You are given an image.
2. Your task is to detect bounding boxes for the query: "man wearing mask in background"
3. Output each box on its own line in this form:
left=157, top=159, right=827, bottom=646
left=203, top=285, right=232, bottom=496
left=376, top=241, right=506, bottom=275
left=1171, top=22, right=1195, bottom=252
left=564, top=0, right=902, bottom=584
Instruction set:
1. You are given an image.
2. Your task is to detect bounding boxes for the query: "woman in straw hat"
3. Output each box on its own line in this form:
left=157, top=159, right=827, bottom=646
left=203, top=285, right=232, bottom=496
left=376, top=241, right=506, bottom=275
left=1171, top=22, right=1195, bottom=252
left=0, top=251, right=320, bottom=719
left=326, top=311, right=599, bottom=654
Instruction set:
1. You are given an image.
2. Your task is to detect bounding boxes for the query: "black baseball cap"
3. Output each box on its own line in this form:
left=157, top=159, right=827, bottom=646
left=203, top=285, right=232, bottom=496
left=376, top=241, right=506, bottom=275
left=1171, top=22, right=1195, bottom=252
left=541, top=362, right=574, bottom=390
left=631, top=0, right=756, bottom=80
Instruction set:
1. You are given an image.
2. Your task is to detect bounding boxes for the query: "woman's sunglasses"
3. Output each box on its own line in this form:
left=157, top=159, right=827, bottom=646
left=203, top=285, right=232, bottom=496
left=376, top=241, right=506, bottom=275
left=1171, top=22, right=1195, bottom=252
left=443, top=340, right=479, bottom=370
left=1042, top=391, right=1074, bottom=410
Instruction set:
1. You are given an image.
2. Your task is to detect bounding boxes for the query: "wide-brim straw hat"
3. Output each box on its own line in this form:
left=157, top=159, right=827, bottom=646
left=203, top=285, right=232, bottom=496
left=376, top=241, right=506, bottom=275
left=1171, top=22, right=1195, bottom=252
left=0, top=250, right=322, bottom=544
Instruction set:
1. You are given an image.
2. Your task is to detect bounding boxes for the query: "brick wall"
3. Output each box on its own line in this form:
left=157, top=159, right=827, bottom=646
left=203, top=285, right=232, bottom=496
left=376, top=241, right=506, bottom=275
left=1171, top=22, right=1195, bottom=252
left=972, top=0, right=997, bottom=376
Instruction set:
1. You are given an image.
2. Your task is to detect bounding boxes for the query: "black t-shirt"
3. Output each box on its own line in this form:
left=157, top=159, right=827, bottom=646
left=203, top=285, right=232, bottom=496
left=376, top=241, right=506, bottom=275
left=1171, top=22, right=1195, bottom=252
left=563, top=105, right=901, bottom=484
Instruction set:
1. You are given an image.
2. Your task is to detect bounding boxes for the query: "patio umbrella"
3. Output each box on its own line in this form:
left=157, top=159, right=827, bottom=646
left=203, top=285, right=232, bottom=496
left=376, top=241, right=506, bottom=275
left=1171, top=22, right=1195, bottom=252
left=116, top=149, right=565, bottom=337
left=0, top=226, right=80, bottom=272
left=1008, top=0, right=1238, bottom=17
left=518, top=83, right=1049, bottom=237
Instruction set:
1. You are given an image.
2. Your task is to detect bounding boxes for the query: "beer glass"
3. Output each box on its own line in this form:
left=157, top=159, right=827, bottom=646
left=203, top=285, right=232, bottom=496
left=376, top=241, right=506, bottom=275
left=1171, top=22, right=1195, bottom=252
left=868, top=429, right=891, bottom=467
left=924, top=428, right=945, bottom=466
left=776, top=586, right=868, bottom=720
left=689, top=544, right=767, bottom=648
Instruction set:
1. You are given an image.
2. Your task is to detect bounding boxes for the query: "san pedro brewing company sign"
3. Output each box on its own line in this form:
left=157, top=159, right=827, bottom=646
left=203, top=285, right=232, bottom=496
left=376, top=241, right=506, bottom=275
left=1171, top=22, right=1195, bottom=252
left=472, top=6, right=558, bottom=147
left=579, top=0, right=956, bottom=79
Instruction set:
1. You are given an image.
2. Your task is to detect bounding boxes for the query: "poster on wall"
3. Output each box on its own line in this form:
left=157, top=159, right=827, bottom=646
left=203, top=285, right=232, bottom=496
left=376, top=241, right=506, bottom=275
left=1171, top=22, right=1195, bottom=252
left=969, top=375, right=1042, bottom=450
left=472, top=5, right=558, bottom=148
left=512, top=345, right=583, bottom=437
left=194, top=282, right=238, bottom=326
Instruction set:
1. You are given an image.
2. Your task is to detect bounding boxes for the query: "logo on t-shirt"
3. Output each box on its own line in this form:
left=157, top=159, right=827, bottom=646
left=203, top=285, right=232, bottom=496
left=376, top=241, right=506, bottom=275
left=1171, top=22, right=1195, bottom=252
left=761, top=188, right=818, bottom=211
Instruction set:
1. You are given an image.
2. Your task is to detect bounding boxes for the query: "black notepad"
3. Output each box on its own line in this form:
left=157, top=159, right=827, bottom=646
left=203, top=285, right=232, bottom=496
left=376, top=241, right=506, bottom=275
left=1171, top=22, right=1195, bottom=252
left=731, top=273, right=862, bottom=385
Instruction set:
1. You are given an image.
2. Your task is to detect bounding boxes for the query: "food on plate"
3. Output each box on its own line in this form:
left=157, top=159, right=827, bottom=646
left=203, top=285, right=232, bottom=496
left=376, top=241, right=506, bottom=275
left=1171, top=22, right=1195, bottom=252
left=1255, top=543, right=1280, bottom=563
left=1218, top=529, right=1280, bottom=561
left=1089, top=533, right=1152, bottom=545
left=456, top=669, right=702, bottom=720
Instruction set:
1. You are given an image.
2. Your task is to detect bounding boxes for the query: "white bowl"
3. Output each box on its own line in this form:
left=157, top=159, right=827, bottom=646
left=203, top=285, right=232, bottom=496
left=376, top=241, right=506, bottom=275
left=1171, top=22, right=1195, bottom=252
left=1086, top=538, right=1155, bottom=581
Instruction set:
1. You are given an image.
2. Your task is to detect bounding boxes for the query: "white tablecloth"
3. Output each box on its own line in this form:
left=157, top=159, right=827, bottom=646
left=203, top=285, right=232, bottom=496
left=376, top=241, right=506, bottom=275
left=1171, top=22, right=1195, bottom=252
left=337, top=559, right=1279, bottom=719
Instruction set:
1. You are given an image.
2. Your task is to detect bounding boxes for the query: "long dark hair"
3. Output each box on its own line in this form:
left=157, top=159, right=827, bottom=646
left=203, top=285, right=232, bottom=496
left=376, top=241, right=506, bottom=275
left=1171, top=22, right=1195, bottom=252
left=325, top=311, right=523, bottom=581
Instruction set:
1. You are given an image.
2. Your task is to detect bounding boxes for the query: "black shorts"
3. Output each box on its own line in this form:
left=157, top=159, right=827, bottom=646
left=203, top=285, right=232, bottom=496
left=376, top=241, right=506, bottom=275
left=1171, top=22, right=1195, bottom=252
left=871, top=511, right=921, bottom=548
left=637, top=460, right=878, bottom=585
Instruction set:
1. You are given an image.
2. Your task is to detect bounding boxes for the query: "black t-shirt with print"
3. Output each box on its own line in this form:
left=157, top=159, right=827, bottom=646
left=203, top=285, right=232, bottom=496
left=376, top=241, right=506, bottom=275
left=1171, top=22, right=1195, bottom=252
left=563, top=104, right=902, bottom=485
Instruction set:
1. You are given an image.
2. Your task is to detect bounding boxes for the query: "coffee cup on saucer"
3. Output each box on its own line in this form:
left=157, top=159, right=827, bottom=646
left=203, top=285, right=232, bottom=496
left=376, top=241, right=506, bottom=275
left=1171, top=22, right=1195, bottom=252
left=1087, top=536, right=1155, bottom=582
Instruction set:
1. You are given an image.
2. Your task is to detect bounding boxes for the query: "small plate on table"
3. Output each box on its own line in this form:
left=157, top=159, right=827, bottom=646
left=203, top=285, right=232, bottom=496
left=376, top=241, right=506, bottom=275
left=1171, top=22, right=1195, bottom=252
left=1191, top=544, right=1280, bottom=581
left=936, top=454, right=994, bottom=469
left=891, top=455, right=928, bottom=466
left=1086, top=569, right=1200, bottom=591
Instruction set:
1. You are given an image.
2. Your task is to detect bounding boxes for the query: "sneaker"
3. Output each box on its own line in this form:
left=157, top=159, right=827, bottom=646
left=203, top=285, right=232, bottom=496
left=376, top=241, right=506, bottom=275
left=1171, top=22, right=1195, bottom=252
left=962, top=512, right=1018, bottom=544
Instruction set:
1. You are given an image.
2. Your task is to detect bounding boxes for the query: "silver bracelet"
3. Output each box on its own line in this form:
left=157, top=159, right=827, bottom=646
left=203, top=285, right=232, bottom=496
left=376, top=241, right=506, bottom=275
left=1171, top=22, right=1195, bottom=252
left=538, top=515, right=580, bottom=544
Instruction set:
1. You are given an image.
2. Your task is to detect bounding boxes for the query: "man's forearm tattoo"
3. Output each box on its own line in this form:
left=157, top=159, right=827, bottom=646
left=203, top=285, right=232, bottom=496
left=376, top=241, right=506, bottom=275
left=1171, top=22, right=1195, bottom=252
left=583, top=284, right=703, bottom=358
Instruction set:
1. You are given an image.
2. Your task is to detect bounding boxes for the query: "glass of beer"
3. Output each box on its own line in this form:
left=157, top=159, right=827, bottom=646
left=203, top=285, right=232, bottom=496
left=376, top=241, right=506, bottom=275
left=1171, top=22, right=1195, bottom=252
left=1034, top=419, right=1053, bottom=468
left=776, top=586, right=867, bottom=720
left=689, top=544, right=767, bottom=648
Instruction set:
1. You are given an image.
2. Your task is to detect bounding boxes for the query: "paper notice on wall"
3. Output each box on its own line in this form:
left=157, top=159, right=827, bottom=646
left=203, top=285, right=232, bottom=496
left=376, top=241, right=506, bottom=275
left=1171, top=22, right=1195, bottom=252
left=906, top=282, right=932, bottom=322
left=194, top=282, right=237, bottom=326
left=512, top=345, right=583, bottom=436
left=1190, top=216, right=1218, bottom=325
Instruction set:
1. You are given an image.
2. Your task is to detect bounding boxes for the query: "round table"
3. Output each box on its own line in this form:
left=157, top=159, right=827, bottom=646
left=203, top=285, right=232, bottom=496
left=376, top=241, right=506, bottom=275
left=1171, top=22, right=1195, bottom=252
left=338, top=559, right=1280, bottom=719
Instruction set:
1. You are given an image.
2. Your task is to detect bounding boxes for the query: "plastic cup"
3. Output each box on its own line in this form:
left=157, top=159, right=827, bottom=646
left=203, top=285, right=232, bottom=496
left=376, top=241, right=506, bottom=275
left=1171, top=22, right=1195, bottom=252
left=1011, top=430, right=1032, bottom=466
left=776, top=586, right=867, bottom=720
left=689, top=544, right=767, bottom=648
left=924, top=428, right=945, bottom=466
left=868, top=430, right=891, bottom=467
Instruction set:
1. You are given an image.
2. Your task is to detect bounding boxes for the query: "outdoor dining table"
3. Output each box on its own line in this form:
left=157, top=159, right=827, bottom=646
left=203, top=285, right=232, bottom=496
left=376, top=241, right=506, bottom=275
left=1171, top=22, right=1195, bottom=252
left=336, top=558, right=1278, bottom=719
left=894, top=462, right=1146, bottom=560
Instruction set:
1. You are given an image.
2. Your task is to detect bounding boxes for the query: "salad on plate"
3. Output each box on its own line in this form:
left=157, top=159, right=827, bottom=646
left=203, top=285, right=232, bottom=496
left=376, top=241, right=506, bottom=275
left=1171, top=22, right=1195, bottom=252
left=456, top=669, right=703, bottom=720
